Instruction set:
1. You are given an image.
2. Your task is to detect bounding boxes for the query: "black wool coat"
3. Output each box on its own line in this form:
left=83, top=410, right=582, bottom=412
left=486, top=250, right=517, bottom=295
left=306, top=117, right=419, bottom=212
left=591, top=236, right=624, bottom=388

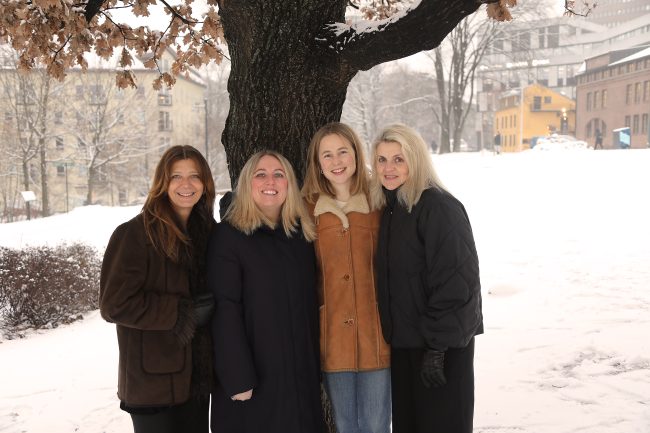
left=375, top=187, right=484, bottom=351
left=207, top=221, right=323, bottom=433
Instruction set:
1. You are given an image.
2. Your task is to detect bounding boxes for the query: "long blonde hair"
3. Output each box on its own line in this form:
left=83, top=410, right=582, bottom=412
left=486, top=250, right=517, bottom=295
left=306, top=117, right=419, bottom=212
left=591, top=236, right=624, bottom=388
left=369, top=124, right=445, bottom=212
left=142, top=145, right=215, bottom=261
left=225, top=150, right=315, bottom=241
left=302, top=122, right=370, bottom=203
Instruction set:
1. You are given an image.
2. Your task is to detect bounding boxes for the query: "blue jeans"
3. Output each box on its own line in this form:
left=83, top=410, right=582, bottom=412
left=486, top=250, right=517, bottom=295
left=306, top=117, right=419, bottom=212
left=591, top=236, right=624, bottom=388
left=323, top=369, right=391, bottom=433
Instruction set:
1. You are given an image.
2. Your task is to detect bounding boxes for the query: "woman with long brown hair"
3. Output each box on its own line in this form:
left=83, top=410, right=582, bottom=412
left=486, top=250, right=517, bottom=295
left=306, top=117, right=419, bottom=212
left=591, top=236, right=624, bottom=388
left=100, top=145, right=216, bottom=433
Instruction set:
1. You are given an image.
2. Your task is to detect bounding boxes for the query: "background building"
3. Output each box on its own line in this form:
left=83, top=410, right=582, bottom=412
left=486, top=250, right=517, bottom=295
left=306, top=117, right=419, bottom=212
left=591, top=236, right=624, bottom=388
left=0, top=48, right=209, bottom=219
left=495, top=83, right=575, bottom=152
left=583, top=0, right=650, bottom=28
left=576, top=45, right=650, bottom=149
left=476, top=13, right=650, bottom=149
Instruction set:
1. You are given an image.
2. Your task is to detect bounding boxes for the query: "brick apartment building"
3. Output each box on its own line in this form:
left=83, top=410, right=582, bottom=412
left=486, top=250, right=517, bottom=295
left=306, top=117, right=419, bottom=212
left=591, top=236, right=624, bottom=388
left=576, top=45, right=650, bottom=149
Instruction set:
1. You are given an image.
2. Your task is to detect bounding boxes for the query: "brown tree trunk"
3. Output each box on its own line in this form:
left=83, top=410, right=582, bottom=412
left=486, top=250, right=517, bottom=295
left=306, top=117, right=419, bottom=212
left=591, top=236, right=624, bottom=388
left=219, top=2, right=353, bottom=185
left=38, top=78, right=51, bottom=216
left=218, top=0, right=481, bottom=181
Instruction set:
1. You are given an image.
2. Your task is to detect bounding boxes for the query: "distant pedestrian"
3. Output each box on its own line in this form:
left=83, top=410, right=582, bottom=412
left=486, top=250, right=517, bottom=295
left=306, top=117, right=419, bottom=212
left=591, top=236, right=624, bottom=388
left=594, top=128, right=603, bottom=150
left=494, top=131, right=502, bottom=155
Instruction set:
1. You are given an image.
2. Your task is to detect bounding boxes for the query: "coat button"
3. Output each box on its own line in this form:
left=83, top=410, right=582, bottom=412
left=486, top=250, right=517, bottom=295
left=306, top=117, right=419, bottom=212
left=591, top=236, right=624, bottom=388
left=343, top=274, right=350, bottom=281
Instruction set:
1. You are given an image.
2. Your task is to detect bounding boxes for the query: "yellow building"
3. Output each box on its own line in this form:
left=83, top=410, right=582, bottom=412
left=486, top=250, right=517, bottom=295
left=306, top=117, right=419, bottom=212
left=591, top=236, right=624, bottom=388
left=494, top=83, right=576, bottom=152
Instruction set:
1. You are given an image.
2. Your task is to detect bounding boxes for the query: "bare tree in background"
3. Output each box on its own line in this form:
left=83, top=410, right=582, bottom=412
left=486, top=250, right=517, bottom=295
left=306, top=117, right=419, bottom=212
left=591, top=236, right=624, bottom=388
left=0, top=49, right=63, bottom=217
left=427, top=14, right=497, bottom=153
left=67, top=73, right=150, bottom=205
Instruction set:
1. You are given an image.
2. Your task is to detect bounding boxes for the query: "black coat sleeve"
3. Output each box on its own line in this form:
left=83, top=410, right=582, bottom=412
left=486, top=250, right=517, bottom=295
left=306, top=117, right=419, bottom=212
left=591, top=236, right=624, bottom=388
left=207, top=224, right=258, bottom=396
left=417, top=192, right=483, bottom=350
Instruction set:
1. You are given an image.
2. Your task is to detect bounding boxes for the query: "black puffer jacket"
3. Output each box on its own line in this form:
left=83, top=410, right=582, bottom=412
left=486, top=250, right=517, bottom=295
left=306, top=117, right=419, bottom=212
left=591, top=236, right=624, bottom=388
left=375, top=187, right=483, bottom=351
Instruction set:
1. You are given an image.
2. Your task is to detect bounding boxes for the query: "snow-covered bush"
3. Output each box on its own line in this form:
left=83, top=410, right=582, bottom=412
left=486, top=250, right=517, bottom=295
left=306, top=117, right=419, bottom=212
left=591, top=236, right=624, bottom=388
left=0, top=243, right=100, bottom=330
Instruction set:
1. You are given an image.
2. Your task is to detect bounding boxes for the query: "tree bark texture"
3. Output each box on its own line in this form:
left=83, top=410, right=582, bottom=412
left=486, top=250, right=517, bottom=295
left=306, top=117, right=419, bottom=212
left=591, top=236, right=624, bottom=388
left=217, top=0, right=481, bottom=184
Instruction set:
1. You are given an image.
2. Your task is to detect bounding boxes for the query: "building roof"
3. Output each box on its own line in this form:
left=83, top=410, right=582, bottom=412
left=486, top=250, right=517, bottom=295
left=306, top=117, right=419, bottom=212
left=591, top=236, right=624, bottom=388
left=609, top=45, right=650, bottom=67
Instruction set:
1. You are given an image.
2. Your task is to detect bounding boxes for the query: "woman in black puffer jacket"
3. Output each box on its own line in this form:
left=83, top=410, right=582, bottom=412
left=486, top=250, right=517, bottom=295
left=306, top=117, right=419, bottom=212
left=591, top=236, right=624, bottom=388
left=370, top=124, right=483, bottom=433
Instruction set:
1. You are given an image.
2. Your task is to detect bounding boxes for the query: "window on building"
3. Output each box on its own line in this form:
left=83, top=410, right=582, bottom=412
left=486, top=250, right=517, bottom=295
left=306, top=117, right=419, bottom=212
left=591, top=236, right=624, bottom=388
left=594, top=91, right=599, bottom=109
left=538, top=28, right=546, bottom=48
left=586, top=92, right=592, bottom=111
left=633, top=115, right=639, bottom=134
left=635, top=82, right=642, bottom=103
left=518, top=31, right=531, bottom=50
left=644, top=81, right=650, bottom=102
left=158, top=91, right=172, bottom=106
left=158, top=111, right=172, bottom=131
left=118, top=188, right=127, bottom=205
left=602, top=89, right=607, bottom=108
left=548, top=25, right=559, bottom=47
left=54, top=111, right=63, bottom=125
left=89, top=85, right=106, bottom=105
left=55, top=136, right=64, bottom=150
left=642, top=114, right=648, bottom=135
left=160, top=136, right=171, bottom=148
left=533, top=96, right=542, bottom=111
left=624, top=116, right=631, bottom=128
left=544, top=96, right=552, bottom=104
left=626, top=84, right=633, bottom=104
left=57, top=165, right=65, bottom=177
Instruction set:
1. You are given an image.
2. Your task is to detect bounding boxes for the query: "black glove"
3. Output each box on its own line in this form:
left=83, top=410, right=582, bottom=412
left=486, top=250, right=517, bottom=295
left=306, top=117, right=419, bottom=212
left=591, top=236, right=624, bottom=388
left=193, top=293, right=215, bottom=327
left=173, top=298, right=197, bottom=346
left=421, top=349, right=447, bottom=388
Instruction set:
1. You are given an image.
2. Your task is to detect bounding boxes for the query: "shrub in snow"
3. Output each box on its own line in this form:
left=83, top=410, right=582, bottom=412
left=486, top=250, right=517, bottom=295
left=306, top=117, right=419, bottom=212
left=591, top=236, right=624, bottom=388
left=0, top=243, right=100, bottom=329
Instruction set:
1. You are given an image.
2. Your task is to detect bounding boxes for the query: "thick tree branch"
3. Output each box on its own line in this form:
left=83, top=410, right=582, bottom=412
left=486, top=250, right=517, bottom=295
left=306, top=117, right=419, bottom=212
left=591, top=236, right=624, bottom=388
left=84, top=0, right=106, bottom=22
left=334, top=0, right=491, bottom=72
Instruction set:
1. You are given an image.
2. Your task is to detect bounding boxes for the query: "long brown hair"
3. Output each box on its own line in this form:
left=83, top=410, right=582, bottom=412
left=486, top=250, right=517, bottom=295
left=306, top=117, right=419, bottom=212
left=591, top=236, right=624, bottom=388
left=302, top=122, right=370, bottom=204
left=142, top=145, right=216, bottom=261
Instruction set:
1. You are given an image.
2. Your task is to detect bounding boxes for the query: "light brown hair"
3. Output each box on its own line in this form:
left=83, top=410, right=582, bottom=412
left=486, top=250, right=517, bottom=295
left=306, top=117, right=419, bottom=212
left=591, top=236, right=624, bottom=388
left=302, top=122, right=370, bottom=204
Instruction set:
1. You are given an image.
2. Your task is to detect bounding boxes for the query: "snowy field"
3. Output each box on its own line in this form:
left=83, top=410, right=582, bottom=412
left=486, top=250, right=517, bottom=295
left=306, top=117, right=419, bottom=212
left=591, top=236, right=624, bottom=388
left=1, top=148, right=649, bottom=433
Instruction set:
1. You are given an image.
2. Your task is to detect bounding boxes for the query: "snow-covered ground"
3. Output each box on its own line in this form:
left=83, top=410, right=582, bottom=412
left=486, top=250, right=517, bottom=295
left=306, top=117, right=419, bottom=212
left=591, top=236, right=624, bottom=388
left=1, top=148, right=649, bottom=433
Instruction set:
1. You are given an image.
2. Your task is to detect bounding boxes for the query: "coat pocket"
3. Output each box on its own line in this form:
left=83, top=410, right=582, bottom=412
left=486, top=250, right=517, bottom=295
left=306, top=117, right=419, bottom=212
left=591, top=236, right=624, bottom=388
left=141, top=330, right=186, bottom=374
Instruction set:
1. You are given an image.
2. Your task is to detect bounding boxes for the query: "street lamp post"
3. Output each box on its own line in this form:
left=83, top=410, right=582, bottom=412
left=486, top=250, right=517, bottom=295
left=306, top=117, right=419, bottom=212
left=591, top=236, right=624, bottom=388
left=204, top=98, right=209, bottom=162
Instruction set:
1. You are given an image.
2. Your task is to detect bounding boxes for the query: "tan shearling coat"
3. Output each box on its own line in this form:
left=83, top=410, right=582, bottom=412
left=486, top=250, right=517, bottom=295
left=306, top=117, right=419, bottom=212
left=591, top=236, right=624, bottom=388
left=309, top=193, right=390, bottom=372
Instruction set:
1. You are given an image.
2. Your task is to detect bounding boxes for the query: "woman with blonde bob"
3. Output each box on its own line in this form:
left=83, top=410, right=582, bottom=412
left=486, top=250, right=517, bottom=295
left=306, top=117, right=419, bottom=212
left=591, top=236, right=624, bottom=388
left=303, top=122, right=391, bottom=433
left=371, top=124, right=484, bottom=433
left=207, top=150, right=323, bottom=433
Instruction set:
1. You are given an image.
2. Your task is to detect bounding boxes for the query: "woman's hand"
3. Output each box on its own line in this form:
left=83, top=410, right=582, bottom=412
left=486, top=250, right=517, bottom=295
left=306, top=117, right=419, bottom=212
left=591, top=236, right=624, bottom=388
left=231, top=389, right=253, bottom=401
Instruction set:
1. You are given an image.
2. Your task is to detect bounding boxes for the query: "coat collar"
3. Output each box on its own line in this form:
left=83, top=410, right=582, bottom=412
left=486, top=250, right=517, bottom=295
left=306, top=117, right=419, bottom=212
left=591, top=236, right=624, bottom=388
left=313, top=193, right=369, bottom=229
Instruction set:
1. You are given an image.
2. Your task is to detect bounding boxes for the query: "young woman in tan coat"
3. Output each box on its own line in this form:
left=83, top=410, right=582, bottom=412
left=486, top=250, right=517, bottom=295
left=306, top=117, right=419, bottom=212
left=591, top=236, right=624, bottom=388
left=303, top=122, right=391, bottom=433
